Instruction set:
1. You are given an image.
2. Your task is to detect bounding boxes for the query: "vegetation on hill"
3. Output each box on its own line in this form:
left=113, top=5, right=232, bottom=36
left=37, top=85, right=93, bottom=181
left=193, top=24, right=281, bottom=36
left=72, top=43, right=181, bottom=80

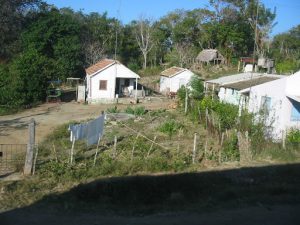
left=2, top=0, right=298, bottom=110
left=1, top=101, right=300, bottom=213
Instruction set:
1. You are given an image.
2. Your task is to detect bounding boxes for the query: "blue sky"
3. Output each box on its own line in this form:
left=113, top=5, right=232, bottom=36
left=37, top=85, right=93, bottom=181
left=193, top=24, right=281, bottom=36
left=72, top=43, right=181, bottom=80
left=45, top=0, right=300, bottom=36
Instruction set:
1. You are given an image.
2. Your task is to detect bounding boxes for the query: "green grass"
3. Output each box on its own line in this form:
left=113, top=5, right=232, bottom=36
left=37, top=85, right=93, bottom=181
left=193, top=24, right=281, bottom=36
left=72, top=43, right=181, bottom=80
left=1, top=107, right=300, bottom=214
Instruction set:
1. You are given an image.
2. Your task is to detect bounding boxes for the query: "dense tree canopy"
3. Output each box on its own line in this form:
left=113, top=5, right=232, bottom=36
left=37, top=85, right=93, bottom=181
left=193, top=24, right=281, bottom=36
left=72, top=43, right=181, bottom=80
left=0, top=0, right=298, bottom=109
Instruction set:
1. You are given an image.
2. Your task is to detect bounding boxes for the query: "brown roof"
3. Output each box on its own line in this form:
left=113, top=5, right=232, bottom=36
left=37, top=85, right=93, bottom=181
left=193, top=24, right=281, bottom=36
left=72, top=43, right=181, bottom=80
left=161, top=67, right=186, bottom=77
left=86, top=59, right=117, bottom=75
left=196, top=49, right=224, bottom=62
left=222, top=76, right=281, bottom=90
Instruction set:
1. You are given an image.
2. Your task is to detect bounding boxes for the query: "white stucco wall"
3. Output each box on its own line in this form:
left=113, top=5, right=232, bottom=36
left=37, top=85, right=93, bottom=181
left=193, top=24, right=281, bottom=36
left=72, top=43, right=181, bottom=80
left=160, top=70, right=194, bottom=93
left=247, top=78, right=287, bottom=139
left=86, top=63, right=140, bottom=102
left=218, top=87, right=241, bottom=105
left=285, top=71, right=300, bottom=96
left=246, top=71, right=300, bottom=140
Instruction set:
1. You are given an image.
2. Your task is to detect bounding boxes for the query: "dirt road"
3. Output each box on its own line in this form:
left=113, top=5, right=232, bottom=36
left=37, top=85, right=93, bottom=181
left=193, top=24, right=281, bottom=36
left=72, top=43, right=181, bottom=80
left=0, top=98, right=172, bottom=144
left=1, top=204, right=299, bottom=225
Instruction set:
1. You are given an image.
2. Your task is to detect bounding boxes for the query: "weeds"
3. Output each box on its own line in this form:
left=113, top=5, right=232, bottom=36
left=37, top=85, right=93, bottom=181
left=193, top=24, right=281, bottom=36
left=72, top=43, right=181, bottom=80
left=159, top=120, right=184, bottom=139
left=106, top=105, right=120, bottom=113
left=125, top=106, right=146, bottom=116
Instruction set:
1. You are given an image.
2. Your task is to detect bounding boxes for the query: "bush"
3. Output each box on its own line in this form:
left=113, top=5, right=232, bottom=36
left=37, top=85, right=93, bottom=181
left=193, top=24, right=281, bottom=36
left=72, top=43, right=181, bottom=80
left=134, top=106, right=146, bottom=116
left=106, top=106, right=120, bottom=113
left=177, top=86, right=187, bottom=106
left=189, top=75, right=204, bottom=100
left=276, top=60, right=299, bottom=74
left=125, top=106, right=135, bottom=114
left=200, top=97, right=238, bottom=131
left=159, top=119, right=184, bottom=139
left=287, top=128, right=300, bottom=146
left=124, top=106, right=146, bottom=116
left=222, top=134, right=239, bottom=161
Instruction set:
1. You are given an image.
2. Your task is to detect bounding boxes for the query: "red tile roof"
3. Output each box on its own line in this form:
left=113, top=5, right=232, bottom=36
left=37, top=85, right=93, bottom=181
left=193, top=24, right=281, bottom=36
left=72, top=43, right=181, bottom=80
left=161, top=67, right=186, bottom=77
left=86, top=59, right=117, bottom=75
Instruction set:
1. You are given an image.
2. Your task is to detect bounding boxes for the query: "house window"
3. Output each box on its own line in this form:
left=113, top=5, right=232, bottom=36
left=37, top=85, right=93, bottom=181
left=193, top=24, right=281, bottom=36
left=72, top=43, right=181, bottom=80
left=99, top=80, right=107, bottom=90
left=260, top=96, right=271, bottom=114
left=291, top=100, right=300, bottom=121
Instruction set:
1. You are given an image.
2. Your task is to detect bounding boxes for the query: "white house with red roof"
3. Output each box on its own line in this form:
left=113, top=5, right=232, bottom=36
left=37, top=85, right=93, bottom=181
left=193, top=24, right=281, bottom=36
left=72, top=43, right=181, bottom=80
left=86, top=59, right=140, bottom=103
left=160, top=67, right=194, bottom=94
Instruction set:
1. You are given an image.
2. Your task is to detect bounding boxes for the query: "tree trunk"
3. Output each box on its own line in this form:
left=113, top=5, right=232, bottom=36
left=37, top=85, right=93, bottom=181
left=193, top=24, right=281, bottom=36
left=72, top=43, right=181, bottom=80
left=143, top=52, right=147, bottom=69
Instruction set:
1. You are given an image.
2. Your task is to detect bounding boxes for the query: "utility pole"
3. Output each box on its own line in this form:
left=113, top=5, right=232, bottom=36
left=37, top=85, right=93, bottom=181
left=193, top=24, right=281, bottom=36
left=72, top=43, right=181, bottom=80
left=245, top=0, right=259, bottom=117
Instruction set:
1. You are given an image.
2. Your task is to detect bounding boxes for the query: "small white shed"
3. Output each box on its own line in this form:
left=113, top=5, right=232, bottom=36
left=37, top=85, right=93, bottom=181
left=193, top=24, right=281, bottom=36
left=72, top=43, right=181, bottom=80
left=86, top=59, right=140, bottom=103
left=159, top=67, right=194, bottom=94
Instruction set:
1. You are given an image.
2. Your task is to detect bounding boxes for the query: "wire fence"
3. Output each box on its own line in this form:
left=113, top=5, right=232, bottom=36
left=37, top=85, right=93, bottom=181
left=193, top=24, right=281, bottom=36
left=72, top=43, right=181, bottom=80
left=0, top=144, right=27, bottom=174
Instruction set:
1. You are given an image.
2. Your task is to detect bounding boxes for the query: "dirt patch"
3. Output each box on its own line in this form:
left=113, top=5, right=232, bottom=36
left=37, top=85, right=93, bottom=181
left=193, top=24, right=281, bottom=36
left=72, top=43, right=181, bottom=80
left=0, top=97, right=173, bottom=144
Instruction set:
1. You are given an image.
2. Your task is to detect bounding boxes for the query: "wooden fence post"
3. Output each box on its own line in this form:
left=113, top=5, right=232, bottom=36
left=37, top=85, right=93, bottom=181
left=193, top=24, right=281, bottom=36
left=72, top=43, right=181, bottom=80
left=282, top=130, right=286, bottom=149
left=185, top=86, right=188, bottom=114
left=192, top=133, right=197, bottom=164
left=131, top=133, right=140, bottom=161
left=205, top=108, right=208, bottom=129
left=113, top=136, right=117, bottom=158
left=24, top=119, right=35, bottom=175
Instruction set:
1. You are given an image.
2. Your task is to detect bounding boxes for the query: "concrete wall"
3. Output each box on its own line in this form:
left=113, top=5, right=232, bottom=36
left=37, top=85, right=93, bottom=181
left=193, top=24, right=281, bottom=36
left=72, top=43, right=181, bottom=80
left=86, top=64, right=139, bottom=102
left=218, top=87, right=241, bottom=105
left=248, top=78, right=287, bottom=139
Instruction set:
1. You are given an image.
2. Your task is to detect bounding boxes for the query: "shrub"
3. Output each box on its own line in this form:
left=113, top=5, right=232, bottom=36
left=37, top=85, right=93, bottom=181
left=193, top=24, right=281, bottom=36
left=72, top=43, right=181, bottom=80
left=189, top=75, right=204, bottom=100
left=287, top=128, right=300, bottom=146
left=200, top=97, right=238, bottom=131
left=177, top=86, right=187, bottom=105
left=124, top=106, right=146, bottom=116
left=106, top=105, right=120, bottom=113
left=222, top=134, right=239, bottom=161
left=134, top=106, right=146, bottom=116
left=125, top=106, right=135, bottom=114
left=159, top=119, right=184, bottom=139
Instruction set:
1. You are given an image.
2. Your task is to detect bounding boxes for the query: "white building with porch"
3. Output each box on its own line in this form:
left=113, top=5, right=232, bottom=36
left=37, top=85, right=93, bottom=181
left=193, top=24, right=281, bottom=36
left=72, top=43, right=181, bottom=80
left=86, top=59, right=140, bottom=103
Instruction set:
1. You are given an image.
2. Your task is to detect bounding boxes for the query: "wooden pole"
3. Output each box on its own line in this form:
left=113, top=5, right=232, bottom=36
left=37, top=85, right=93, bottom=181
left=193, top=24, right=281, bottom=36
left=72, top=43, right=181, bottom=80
left=219, top=132, right=225, bottom=163
left=135, top=77, right=138, bottom=103
left=282, top=130, right=286, bottom=149
left=70, top=138, right=75, bottom=165
left=185, top=85, right=188, bottom=114
left=113, top=136, right=117, bottom=158
left=147, top=136, right=157, bottom=158
left=205, top=108, right=208, bottom=129
left=131, top=133, right=140, bottom=161
left=192, top=133, right=197, bottom=164
left=52, top=143, right=58, bottom=162
left=32, top=144, right=39, bottom=175
left=24, top=118, right=35, bottom=176
left=204, top=139, right=208, bottom=161
left=93, top=134, right=102, bottom=166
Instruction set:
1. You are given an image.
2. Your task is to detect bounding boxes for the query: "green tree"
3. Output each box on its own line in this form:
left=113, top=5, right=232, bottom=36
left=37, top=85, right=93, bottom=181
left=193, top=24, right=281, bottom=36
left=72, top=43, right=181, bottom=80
left=271, top=25, right=300, bottom=73
left=21, top=8, right=85, bottom=80
left=0, top=0, right=41, bottom=60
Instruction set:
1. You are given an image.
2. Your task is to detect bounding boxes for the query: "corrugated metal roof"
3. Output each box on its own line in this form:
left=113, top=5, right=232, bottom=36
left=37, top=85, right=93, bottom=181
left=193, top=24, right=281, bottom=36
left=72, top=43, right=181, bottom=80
left=222, top=76, right=282, bottom=90
left=205, top=73, right=285, bottom=86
